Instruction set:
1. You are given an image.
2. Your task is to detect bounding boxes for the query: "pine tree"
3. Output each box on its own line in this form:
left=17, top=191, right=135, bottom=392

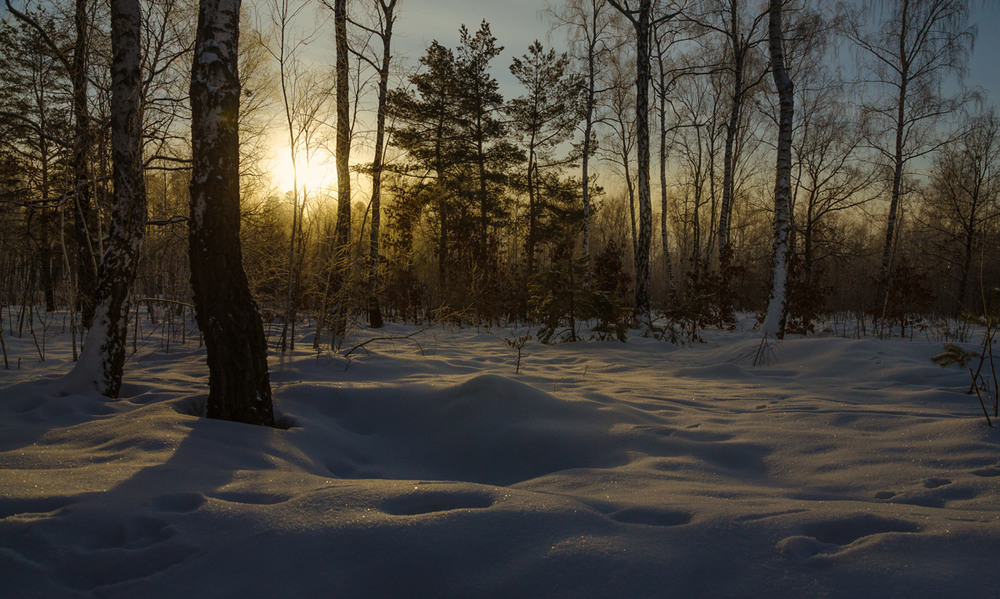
left=509, top=40, right=583, bottom=276
left=389, top=40, right=462, bottom=301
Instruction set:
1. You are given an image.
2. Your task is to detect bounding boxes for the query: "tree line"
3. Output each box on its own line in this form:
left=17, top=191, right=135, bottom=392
left=0, top=0, right=997, bottom=424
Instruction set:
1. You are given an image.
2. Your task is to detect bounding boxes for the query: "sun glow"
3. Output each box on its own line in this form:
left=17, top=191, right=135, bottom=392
left=268, top=146, right=336, bottom=195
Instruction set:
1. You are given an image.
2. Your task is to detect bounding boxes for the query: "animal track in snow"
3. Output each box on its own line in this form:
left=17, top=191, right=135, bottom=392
left=82, top=516, right=176, bottom=551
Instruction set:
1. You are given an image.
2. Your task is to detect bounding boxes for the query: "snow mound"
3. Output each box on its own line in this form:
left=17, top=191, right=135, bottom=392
left=1, top=323, right=999, bottom=598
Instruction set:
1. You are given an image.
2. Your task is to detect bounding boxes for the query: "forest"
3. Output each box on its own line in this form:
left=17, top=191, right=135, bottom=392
left=3, top=2, right=1000, bottom=596
left=0, top=0, right=997, bottom=407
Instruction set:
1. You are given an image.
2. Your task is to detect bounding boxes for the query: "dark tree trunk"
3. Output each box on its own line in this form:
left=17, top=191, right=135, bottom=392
left=633, top=0, right=653, bottom=320
left=67, top=0, right=148, bottom=398
left=609, top=0, right=654, bottom=320
left=880, top=0, right=911, bottom=281
left=332, top=0, right=351, bottom=335
left=526, top=144, right=538, bottom=275
left=368, top=0, right=397, bottom=330
left=189, top=0, right=275, bottom=426
left=71, top=0, right=97, bottom=328
left=718, top=52, right=743, bottom=261
left=582, top=47, right=595, bottom=261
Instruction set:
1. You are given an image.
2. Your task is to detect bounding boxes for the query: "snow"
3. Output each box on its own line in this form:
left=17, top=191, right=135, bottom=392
left=1, top=315, right=998, bottom=598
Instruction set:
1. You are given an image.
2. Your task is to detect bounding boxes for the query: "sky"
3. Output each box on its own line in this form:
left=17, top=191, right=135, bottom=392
left=264, top=0, right=1000, bottom=194
left=2, top=0, right=998, bottom=194
left=390, top=0, right=1000, bottom=105
left=391, top=0, right=555, bottom=95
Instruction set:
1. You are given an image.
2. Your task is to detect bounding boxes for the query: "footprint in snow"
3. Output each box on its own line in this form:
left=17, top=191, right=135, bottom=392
left=147, top=493, right=205, bottom=514
left=778, top=513, right=921, bottom=562
left=970, top=466, right=1000, bottom=477
left=0, top=496, right=77, bottom=519
left=210, top=491, right=293, bottom=505
left=607, top=506, right=692, bottom=527
left=382, top=490, right=494, bottom=516
left=922, top=477, right=951, bottom=489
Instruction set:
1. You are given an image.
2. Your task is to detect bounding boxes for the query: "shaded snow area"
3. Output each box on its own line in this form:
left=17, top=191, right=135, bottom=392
left=1, top=320, right=998, bottom=598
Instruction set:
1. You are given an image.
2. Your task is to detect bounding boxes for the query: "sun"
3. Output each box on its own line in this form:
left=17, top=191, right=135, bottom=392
left=268, top=146, right=336, bottom=195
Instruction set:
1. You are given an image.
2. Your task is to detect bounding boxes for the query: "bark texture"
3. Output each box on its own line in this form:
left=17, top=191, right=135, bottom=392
left=762, top=0, right=793, bottom=339
left=189, top=0, right=275, bottom=426
left=331, top=0, right=351, bottom=335
left=68, top=0, right=147, bottom=397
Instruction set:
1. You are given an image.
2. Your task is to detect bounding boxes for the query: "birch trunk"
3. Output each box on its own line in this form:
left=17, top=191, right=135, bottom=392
left=67, top=0, right=146, bottom=397
left=331, top=0, right=351, bottom=336
left=189, top=0, right=275, bottom=426
left=762, top=0, right=793, bottom=340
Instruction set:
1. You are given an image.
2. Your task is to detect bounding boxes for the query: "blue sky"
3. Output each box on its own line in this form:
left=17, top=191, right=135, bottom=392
left=394, top=0, right=1000, bottom=106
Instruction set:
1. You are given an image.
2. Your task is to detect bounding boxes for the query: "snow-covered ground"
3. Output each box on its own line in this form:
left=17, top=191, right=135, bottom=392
left=1, top=314, right=998, bottom=598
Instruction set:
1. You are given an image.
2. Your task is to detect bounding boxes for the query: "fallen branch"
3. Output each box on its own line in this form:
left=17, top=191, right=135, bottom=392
left=341, top=327, right=428, bottom=359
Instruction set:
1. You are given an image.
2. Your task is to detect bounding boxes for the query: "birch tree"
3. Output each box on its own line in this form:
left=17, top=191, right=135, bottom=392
left=693, top=1, right=769, bottom=269
left=843, top=0, right=975, bottom=282
left=64, top=0, right=146, bottom=397
left=350, top=0, right=398, bottom=329
left=761, top=0, right=793, bottom=339
left=549, top=0, right=614, bottom=260
left=189, top=0, right=275, bottom=426
left=607, top=0, right=686, bottom=321
left=257, top=0, right=324, bottom=352
left=920, top=108, right=1000, bottom=311
left=330, top=0, right=351, bottom=338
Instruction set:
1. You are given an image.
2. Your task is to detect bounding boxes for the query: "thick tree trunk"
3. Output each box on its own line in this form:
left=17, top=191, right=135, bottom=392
left=66, top=0, right=147, bottom=398
left=189, top=0, right=275, bottom=426
left=762, top=0, right=793, bottom=340
left=633, top=0, right=653, bottom=320
left=331, top=0, right=351, bottom=335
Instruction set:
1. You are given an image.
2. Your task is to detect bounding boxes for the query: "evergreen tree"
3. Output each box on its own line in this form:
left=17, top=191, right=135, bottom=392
left=390, top=40, right=462, bottom=300
left=509, top=40, right=583, bottom=276
left=455, top=21, right=516, bottom=275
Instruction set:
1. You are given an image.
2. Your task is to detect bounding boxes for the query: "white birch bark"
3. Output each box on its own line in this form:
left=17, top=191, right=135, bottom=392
left=66, top=0, right=146, bottom=397
left=762, top=0, right=793, bottom=339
